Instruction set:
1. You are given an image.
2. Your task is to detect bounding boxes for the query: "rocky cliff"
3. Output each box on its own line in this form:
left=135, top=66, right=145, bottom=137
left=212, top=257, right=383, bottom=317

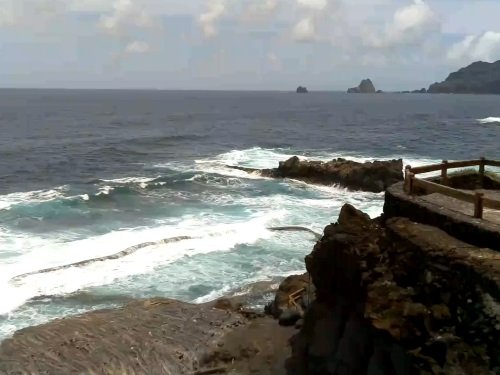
left=348, top=79, right=376, bottom=93
left=428, top=60, right=500, bottom=94
left=229, top=157, right=403, bottom=193
left=284, top=204, right=499, bottom=374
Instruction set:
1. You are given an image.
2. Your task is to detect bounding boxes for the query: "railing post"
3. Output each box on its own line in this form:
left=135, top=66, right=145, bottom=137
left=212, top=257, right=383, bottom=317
left=409, top=173, right=415, bottom=195
left=404, top=165, right=412, bottom=193
left=441, top=160, right=448, bottom=186
left=479, top=156, right=486, bottom=187
left=474, top=192, right=484, bottom=219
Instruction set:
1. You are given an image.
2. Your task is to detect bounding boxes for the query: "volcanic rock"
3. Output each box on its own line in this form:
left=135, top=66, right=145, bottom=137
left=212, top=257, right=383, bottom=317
left=348, top=79, right=376, bottom=93
left=230, top=157, right=403, bottom=193
left=428, top=60, right=500, bottom=94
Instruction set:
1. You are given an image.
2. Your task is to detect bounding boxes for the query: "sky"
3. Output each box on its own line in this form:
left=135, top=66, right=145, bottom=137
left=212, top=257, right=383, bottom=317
left=1, top=0, right=500, bottom=90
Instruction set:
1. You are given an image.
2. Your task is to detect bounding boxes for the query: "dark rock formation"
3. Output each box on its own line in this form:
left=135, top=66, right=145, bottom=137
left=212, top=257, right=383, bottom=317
left=297, top=86, right=309, bottom=93
left=265, top=273, right=315, bottom=320
left=229, top=156, right=403, bottom=193
left=411, top=88, right=427, bottom=94
left=428, top=60, right=500, bottom=94
left=286, top=204, right=499, bottom=374
left=428, top=171, right=500, bottom=191
left=348, top=79, right=376, bottom=93
left=279, top=310, right=302, bottom=327
left=376, top=90, right=384, bottom=93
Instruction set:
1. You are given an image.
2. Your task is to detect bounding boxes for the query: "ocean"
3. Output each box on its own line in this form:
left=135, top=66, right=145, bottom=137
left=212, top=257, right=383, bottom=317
left=0, top=89, right=499, bottom=340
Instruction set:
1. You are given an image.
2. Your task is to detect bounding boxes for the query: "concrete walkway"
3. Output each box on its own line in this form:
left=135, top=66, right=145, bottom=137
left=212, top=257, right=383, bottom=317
left=421, top=189, right=500, bottom=225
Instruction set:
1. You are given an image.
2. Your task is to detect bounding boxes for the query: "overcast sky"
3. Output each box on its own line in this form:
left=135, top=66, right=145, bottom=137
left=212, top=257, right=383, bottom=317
left=1, top=0, right=500, bottom=90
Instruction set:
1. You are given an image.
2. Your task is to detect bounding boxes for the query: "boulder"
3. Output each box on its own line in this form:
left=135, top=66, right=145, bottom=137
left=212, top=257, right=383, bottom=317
left=279, top=310, right=302, bottom=327
left=265, top=273, right=315, bottom=319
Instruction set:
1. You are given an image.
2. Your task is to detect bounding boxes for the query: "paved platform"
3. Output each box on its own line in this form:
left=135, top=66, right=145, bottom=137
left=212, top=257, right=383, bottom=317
left=384, top=182, right=500, bottom=251
left=421, top=189, right=500, bottom=225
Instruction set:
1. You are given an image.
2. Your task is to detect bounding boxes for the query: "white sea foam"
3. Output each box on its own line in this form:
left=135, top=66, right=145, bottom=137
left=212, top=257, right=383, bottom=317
left=79, top=194, right=90, bottom=201
left=477, top=117, right=500, bottom=124
left=154, top=147, right=440, bottom=183
left=0, top=187, right=67, bottom=211
left=100, top=176, right=157, bottom=184
left=0, top=212, right=283, bottom=315
left=96, top=186, right=114, bottom=196
left=192, top=268, right=306, bottom=304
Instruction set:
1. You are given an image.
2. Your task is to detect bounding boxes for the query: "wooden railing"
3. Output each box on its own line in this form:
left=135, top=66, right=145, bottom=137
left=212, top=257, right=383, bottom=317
left=404, top=157, right=500, bottom=219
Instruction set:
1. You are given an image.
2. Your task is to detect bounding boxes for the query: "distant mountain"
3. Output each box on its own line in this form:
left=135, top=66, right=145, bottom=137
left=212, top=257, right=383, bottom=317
left=296, top=86, right=308, bottom=93
left=347, top=79, right=376, bottom=94
left=428, top=60, right=500, bottom=94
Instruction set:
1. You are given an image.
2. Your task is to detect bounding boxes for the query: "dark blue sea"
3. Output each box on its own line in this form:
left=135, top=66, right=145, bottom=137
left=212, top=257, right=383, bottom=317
left=0, top=89, right=499, bottom=339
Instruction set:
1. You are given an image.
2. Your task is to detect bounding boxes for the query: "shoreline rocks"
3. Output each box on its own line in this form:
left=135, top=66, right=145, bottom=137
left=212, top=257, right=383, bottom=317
left=229, top=156, right=403, bottom=193
left=0, top=283, right=295, bottom=375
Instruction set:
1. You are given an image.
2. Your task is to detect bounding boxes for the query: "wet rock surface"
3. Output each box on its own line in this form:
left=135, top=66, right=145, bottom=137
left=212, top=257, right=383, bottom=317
left=229, top=156, right=403, bottom=193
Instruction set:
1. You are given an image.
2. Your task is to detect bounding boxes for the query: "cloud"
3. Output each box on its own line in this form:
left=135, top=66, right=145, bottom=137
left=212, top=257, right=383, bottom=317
left=296, top=0, right=328, bottom=11
left=363, top=0, right=439, bottom=48
left=267, top=52, right=282, bottom=70
left=292, top=16, right=317, bottom=42
left=99, top=0, right=153, bottom=36
left=199, top=0, right=227, bottom=38
left=249, top=0, right=279, bottom=13
left=291, top=0, right=333, bottom=42
left=68, top=0, right=112, bottom=13
left=125, top=40, right=150, bottom=54
left=243, top=0, right=279, bottom=21
left=447, top=31, right=500, bottom=63
left=0, top=0, right=66, bottom=28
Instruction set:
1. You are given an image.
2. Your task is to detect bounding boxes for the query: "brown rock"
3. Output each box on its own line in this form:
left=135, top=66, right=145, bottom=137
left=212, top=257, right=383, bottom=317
left=229, top=157, right=403, bottom=192
left=265, top=273, right=314, bottom=319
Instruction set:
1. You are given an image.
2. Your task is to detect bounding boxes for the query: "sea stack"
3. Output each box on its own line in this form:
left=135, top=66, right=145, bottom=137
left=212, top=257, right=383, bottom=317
left=347, top=79, right=376, bottom=93
left=296, top=86, right=308, bottom=93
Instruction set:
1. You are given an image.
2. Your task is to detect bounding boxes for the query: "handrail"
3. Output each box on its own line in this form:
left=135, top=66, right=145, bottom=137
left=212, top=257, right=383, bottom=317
left=411, top=160, right=483, bottom=174
left=404, top=157, right=500, bottom=219
left=411, top=179, right=476, bottom=203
